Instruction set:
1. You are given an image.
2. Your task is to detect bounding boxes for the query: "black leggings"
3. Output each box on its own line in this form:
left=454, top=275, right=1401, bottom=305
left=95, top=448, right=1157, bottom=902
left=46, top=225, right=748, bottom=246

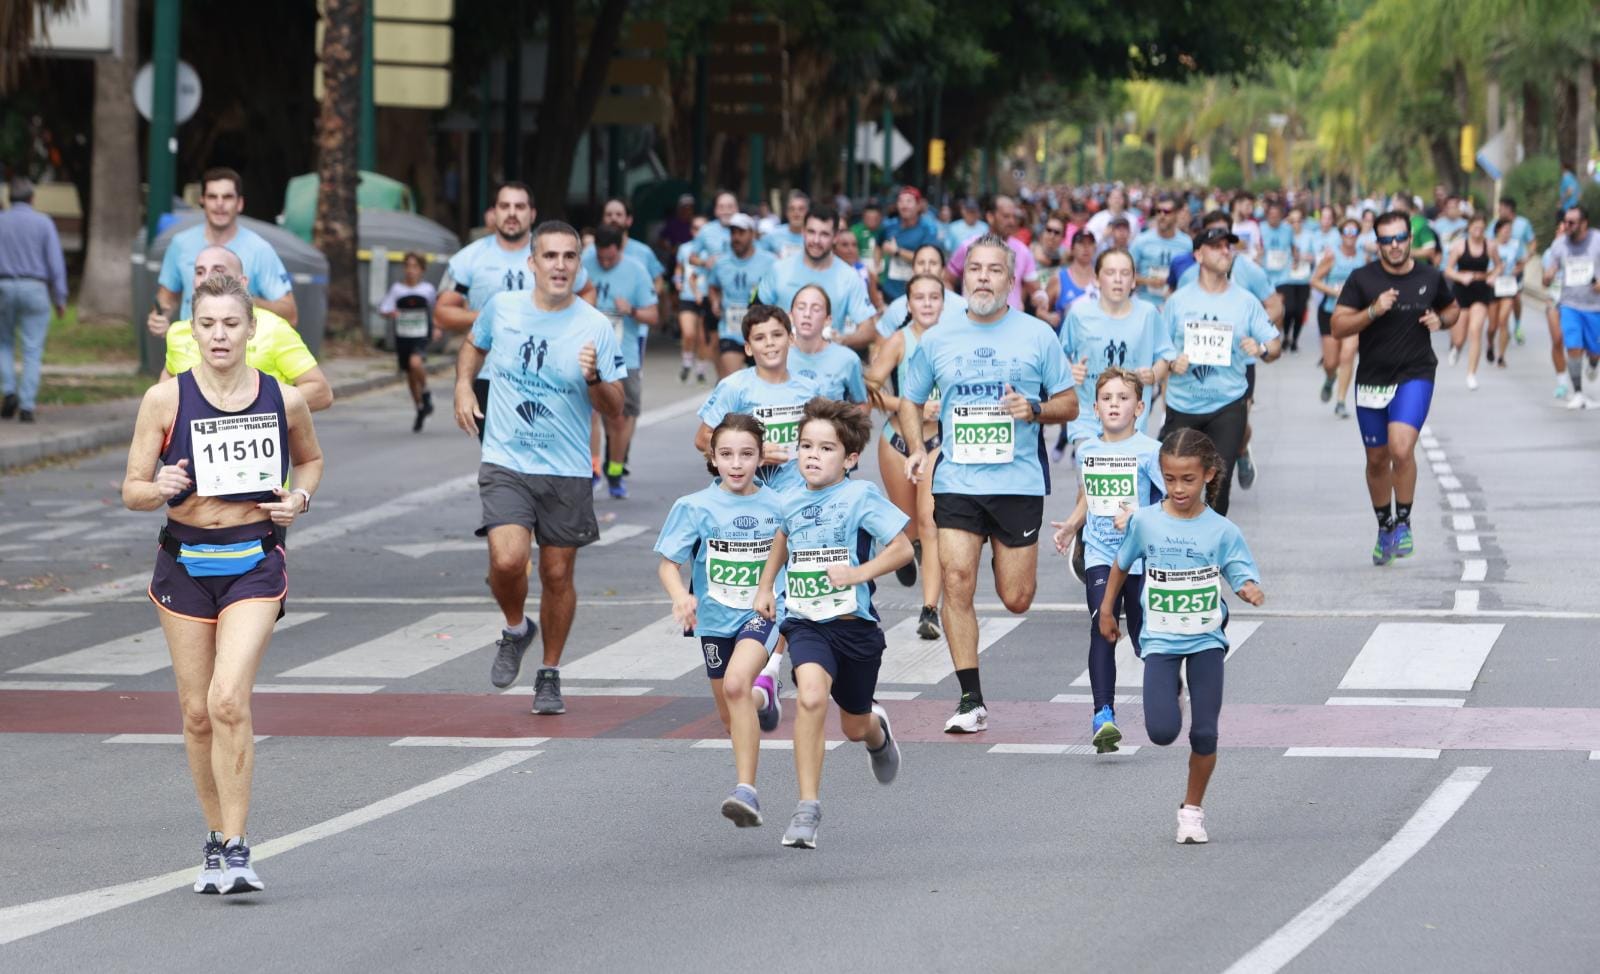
left=1278, top=284, right=1310, bottom=347
left=1143, top=648, right=1224, bottom=756
left=1084, top=565, right=1144, bottom=712
left=1161, top=395, right=1249, bottom=515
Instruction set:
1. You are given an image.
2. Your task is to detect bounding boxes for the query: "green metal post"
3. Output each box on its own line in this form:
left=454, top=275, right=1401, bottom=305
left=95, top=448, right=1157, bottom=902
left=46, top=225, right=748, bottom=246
left=691, top=55, right=707, bottom=205
left=913, top=85, right=926, bottom=190
left=476, top=72, right=490, bottom=215
left=929, top=83, right=942, bottom=198
left=749, top=135, right=764, bottom=205
left=881, top=103, right=893, bottom=191
left=980, top=147, right=992, bottom=196
left=359, top=1, right=376, bottom=173
left=144, top=0, right=181, bottom=244
left=608, top=125, right=624, bottom=200
left=845, top=95, right=859, bottom=199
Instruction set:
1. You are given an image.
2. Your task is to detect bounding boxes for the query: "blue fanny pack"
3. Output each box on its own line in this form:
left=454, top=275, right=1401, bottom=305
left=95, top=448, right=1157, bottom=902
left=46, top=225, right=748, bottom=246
left=161, top=527, right=275, bottom=578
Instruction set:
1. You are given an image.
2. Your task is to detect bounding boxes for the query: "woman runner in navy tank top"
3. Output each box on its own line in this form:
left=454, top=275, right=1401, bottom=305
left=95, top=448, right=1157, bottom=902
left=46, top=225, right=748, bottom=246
left=122, top=274, right=325, bottom=897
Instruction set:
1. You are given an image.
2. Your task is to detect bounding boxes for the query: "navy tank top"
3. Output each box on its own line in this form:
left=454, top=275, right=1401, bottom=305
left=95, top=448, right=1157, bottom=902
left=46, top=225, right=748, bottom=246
left=160, top=369, right=290, bottom=507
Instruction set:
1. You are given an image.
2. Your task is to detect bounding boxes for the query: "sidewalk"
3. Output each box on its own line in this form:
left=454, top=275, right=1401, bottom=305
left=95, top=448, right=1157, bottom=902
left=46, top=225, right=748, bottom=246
left=0, top=354, right=445, bottom=472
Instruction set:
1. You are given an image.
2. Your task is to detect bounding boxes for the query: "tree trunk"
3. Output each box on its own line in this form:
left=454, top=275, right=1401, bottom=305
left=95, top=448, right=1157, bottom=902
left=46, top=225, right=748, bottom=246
left=1555, top=76, right=1577, bottom=170
left=1522, top=81, right=1542, bottom=161
left=1426, top=134, right=1458, bottom=193
left=78, top=0, right=139, bottom=321
left=1576, top=62, right=1595, bottom=181
left=313, top=0, right=363, bottom=338
left=528, top=0, right=629, bottom=220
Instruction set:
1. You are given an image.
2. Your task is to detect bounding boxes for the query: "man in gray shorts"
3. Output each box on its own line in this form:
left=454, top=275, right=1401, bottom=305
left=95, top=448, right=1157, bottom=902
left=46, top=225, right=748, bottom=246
left=455, top=220, right=627, bottom=714
left=585, top=225, right=659, bottom=499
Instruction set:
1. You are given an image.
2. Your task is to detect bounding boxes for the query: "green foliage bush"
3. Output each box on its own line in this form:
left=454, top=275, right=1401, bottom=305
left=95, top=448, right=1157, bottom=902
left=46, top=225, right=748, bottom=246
left=1211, top=157, right=1244, bottom=191
left=1504, top=156, right=1562, bottom=238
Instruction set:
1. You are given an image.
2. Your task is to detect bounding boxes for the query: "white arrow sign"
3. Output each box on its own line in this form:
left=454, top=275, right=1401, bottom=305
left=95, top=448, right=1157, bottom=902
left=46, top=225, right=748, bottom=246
left=852, top=123, right=914, bottom=171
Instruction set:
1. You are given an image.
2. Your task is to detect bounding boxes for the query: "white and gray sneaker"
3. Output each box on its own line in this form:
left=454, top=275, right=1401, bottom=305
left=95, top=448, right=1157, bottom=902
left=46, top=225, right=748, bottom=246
left=1176, top=805, right=1209, bottom=845
left=867, top=703, right=900, bottom=784
left=943, top=693, right=988, bottom=734
left=489, top=622, right=538, bottom=689
left=219, top=837, right=264, bottom=894
left=192, top=831, right=225, bottom=894
left=782, top=800, right=822, bottom=849
left=531, top=668, right=566, bottom=715
left=1565, top=392, right=1590, bottom=411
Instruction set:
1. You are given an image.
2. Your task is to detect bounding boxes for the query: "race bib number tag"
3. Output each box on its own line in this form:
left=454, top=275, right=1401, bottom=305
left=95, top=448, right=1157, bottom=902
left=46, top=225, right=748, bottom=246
left=1147, top=265, right=1170, bottom=296
left=888, top=253, right=914, bottom=282
left=723, top=305, right=747, bottom=335
left=706, top=538, right=771, bottom=609
left=604, top=311, right=626, bottom=343
left=1183, top=320, right=1234, bottom=367
left=1355, top=383, right=1398, bottom=409
left=1265, top=250, right=1289, bottom=272
left=752, top=403, right=806, bottom=457
left=1144, top=566, right=1223, bottom=635
left=191, top=413, right=281, bottom=497
left=1564, top=257, right=1594, bottom=288
left=1291, top=260, right=1313, bottom=279
left=394, top=309, right=430, bottom=339
left=785, top=547, right=856, bottom=621
left=1081, top=454, right=1139, bottom=518
left=950, top=404, right=1014, bottom=464
left=1493, top=276, right=1518, bottom=298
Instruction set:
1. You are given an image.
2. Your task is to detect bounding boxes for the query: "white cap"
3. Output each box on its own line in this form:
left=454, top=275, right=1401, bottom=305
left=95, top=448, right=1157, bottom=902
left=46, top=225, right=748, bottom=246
left=728, top=213, right=756, bottom=231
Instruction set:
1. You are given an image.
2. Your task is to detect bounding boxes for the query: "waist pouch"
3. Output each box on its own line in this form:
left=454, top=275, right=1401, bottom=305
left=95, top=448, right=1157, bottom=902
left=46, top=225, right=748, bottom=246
left=161, top=527, right=279, bottom=578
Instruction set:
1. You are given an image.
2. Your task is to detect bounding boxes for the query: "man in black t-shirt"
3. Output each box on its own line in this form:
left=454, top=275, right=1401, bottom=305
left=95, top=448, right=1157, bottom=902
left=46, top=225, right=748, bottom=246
left=1331, top=210, right=1459, bottom=567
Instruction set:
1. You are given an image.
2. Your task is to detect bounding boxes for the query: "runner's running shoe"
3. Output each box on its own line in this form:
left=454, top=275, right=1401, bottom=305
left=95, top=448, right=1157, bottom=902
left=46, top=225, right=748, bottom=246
left=943, top=693, right=989, bottom=733
left=193, top=832, right=225, bottom=894
left=1372, top=527, right=1395, bottom=566
left=1092, top=706, right=1121, bottom=754
left=721, top=785, right=762, bottom=827
left=1236, top=447, right=1257, bottom=489
left=1392, top=522, right=1414, bottom=558
left=531, top=668, right=566, bottom=715
left=894, top=557, right=917, bottom=587
left=782, top=800, right=822, bottom=849
left=489, top=623, right=538, bottom=688
left=868, top=703, right=900, bottom=784
left=219, top=838, right=264, bottom=894
left=917, top=605, right=941, bottom=640
left=608, top=476, right=628, bottom=499
left=754, top=674, right=781, bottom=732
left=1334, top=401, right=1349, bottom=419
left=1176, top=806, right=1209, bottom=844
left=1568, top=392, right=1591, bottom=410
left=1320, top=376, right=1334, bottom=402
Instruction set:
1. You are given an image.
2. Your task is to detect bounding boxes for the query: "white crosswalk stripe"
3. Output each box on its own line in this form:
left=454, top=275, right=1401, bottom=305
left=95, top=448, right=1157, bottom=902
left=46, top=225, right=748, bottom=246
left=561, top=614, right=703, bottom=682
left=11, top=614, right=323, bottom=676
left=276, top=612, right=502, bottom=679
left=25, top=522, right=95, bottom=542
left=1070, top=619, right=1262, bottom=689
left=1336, top=623, right=1502, bottom=692
left=0, top=611, right=89, bottom=640
left=877, top=615, right=1024, bottom=685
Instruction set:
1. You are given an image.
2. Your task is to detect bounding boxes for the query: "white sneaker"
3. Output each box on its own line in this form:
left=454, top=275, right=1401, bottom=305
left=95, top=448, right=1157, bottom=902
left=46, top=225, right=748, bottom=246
left=943, top=695, right=989, bottom=733
left=1176, top=805, right=1209, bottom=844
left=1466, top=373, right=1479, bottom=391
left=1447, top=346, right=1461, bottom=366
left=1565, top=393, right=1590, bottom=411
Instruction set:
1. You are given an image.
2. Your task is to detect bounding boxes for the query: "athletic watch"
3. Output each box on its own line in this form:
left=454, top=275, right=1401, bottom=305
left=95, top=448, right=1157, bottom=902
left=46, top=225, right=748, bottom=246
left=291, top=488, right=312, bottom=513
left=1029, top=400, right=1043, bottom=420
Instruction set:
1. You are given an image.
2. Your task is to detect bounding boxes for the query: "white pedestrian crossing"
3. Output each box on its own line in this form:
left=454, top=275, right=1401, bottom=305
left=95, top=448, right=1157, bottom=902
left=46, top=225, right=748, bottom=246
left=877, top=615, right=1024, bottom=685
left=0, top=611, right=89, bottom=641
left=276, top=612, right=502, bottom=679
left=1336, top=623, right=1502, bottom=692
left=1069, top=619, right=1262, bottom=689
left=11, top=613, right=323, bottom=676
left=561, top=614, right=703, bottom=682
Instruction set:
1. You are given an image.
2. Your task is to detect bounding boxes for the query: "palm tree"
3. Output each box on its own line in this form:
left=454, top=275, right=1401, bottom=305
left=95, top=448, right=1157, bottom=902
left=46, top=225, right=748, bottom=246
left=314, top=0, right=362, bottom=337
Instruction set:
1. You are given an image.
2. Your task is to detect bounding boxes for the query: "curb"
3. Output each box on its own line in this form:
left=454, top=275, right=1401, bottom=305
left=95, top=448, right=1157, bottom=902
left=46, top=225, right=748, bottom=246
left=0, top=361, right=453, bottom=474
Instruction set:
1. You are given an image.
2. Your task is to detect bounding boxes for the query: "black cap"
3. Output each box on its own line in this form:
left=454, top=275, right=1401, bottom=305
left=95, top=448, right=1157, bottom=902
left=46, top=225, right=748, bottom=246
left=1193, top=226, right=1239, bottom=247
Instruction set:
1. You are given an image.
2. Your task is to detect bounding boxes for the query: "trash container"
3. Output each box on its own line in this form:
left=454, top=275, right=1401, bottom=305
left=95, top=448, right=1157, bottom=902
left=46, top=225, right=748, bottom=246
left=356, top=211, right=460, bottom=346
left=133, top=213, right=331, bottom=374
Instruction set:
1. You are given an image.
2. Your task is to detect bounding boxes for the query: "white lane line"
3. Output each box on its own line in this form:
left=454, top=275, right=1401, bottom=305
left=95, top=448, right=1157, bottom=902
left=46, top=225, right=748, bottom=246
left=1071, top=620, right=1261, bottom=689
left=1223, top=766, right=1489, bottom=974
left=1446, top=493, right=1470, bottom=510
left=104, top=733, right=270, bottom=744
left=0, top=521, right=48, bottom=538
left=254, top=683, right=385, bottom=694
left=1455, top=535, right=1481, bottom=552
left=691, top=738, right=845, bottom=751
left=1425, top=449, right=1446, bottom=461
left=1460, top=559, right=1487, bottom=582
left=502, top=684, right=652, bottom=696
left=590, top=523, right=648, bottom=548
left=385, top=539, right=483, bottom=558
left=1325, top=696, right=1464, bottom=708
left=0, top=680, right=110, bottom=691
left=1051, top=693, right=1142, bottom=705
left=277, top=612, right=502, bottom=679
left=43, top=501, right=114, bottom=519
left=1453, top=590, right=1480, bottom=613
left=561, top=614, right=705, bottom=682
left=1590, top=752, right=1600, bottom=761
left=877, top=615, right=1023, bottom=684
left=390, top=736, right=549, bottom=748
left=1451, top=515, right=1475, bottom=532
left=634, top=393, right=706, bottom=429
left=0, top=749, right=536, bottom=946
left=1437, top=475, right=1462, bottom=490
left=12, top=613, right=324, bottom=676
left=988, top=743, right=1141, bottom=755
left=872, top=689, right=923, bottom=700
left=1337, top=622, right=1502, bottom=691
left=0, top=610, right=88, bottom=640
left=23, top=521, right=94, bottom=542
left=1284, top=747, right=1440, bottom=759
left=1431, top=463, right=1453, bottom=475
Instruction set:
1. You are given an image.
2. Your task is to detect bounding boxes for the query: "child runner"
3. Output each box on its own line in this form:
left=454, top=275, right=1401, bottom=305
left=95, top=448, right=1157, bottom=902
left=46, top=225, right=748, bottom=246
left=787, top=284, right=869, bottom=406
left=865, top=273, right=946, bottom=636
left=1049, top=368, right=1164, bottom=753
left=655, top=414, right=786, bottom=826
left=754, top=397, right=915, bottom=849
left=377, top=251, right=439, bottom=432
left=1097, top=428, right=1265, bottom=844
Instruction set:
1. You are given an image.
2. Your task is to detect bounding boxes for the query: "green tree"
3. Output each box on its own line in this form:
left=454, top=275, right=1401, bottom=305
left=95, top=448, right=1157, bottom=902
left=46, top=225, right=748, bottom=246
left=315, top=0, right=363, bottom=336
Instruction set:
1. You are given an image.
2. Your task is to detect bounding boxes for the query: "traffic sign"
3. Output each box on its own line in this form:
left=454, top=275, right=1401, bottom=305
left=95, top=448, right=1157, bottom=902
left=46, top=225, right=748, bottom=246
left=133, top=60, right=201, bottom=124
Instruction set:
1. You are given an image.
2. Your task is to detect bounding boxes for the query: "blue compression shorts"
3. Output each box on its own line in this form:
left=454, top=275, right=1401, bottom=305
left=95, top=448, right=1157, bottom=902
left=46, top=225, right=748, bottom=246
left=1558, top=306, right=1600, bottom=356
left=1356, top=378, right=1434, bottom=448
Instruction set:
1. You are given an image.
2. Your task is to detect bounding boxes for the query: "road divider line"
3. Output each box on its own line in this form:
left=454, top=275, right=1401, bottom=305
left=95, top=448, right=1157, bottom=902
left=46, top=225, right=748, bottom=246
left=691, top=738, right=844, bottom=751
left=1451, top=515, right=1475, bottom=532
left=1453, top=590, right=1480, bottom=613
left=1455, top=534, right=1481, bottom=552
left=0, top=680, right=109, bottom=691
left=988, top=743, right=1141, bottom=756
left=1461, top=559, right=1487, bottom=582
left=0, top=611, right=89, bottom=640
left=104, top=733, right=270, bottom=744
left=1222, top=766, right=1489, bottom=974
left=634, top=394, right=706, bottom=429
left=872, top=690, right=922, bottom=700
left=1283, top=747, right=1440, bottom=759
left=1446, top=493, right=1470, bottom=510
left=255, top=684, right=384, bottom=694
left=502, top=685, right=652, bottom=696
left=390, top=736, right=549, bottom=748
left=1051, top=693, right=1143, bottom=705
left=1324, top=696, right=1464, bottom=708
left=12, top=613, right=324, bottom=677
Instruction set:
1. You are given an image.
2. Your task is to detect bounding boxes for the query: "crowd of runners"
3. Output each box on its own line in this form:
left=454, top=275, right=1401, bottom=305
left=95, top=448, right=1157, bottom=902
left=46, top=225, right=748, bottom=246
left=121, top=169, right=1600, bottom=884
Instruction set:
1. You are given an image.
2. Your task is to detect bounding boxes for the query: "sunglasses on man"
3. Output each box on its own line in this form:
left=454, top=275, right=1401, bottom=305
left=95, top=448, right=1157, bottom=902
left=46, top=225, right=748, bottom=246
left=1375, top=231, right=1411, bottom=246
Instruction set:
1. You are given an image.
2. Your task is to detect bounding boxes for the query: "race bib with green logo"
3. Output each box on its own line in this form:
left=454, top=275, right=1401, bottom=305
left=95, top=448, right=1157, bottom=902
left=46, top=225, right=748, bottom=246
left=752, top=402, right=806, bottom=457
left=1081, top=453, right=1139, bottom=518
left=1493, top=276, right=1518, bottom=298
left=1355, top=383, right=1397, bottom=409
left=1564, top=256, right=1594, bottom=288
left=1144, top=565, right=1223, bottom=635
left=785, top=547, right=856, bottom=621
left=395, top=309, right=430, bottom=338
left=706, top=537, right=771, bottom=608
left=191, top=413, right=281, bottom=497
left=950, top=403, right=1014, bottom=464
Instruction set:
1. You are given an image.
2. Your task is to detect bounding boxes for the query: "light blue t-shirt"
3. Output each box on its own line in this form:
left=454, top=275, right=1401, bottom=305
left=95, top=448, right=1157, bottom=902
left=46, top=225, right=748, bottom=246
left=447, top=236, right=589, bottom=380
left=1494, top=239, right=1525, bottom=287
left=1177, top=254, right=1275, bottom=304
left=583, top=237, right=665, bottom=281
left=707, top=249, right=778, bottom=342
left=1319, top=246, right=1368, bottom=313
left=1162, top=282, right=1280, bottom=415
left=697, top=368, right=823, bottom=495
left=1510, top=214, right=1535, bottom=250
left=692, top=220, right=733, bottom=262
left=878, top=214, right=944, bottom=301
left=875, top=288, right=969, bottom=340
left=760, top=226, right=804, bottom=260
left=158, top=225, right=292, bottom=320
left=1060, top=298, right=1175, bottom=443
left=1077, top=432, right=1165, bottom=571
left=900, top=308, right=1074, bottom=497
left=778, top=477, right=909, bottom=624
left=654, top=484, right=787, bottom=638
left=1285, top=227, right=1321, bottom=284
left=1259, top=221, right=1295, bottom=286
left=788, top=342, right=867, bottom=403
left=756, top=254, right=876, bottom=332
left=675, top=241, right=707, bottom=302
left=581, top=253, right=657, bottom=370
left=1115, top=505, right=1261, bottom=656
left=1431, top=216, right=1468, bottom=252
left=1129, top=229, right=1193, bottom=304
left=944, top=219, right=989, bottom=255
left=471, top=294, right=628, bottom=478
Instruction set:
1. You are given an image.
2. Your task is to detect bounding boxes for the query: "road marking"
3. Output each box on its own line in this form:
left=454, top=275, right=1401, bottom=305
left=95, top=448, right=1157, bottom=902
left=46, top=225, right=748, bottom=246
left=0, top=520, right=48, bottom=538
left=23, top=521, right=95, bottom=542
left=0, top=680, right=110, bottom=691
left=634, top=393, right=705, bottom=429
left=1051, top=693, right=1142, bottom=705
left=561, top=614, right=709, bottom=682
left=1446, top=493, right=1470, bottom=510
left=502, top=684, right=652, bottom=696
left=1590, top=752, right=1600, bottom=761
left=11, top=613, right=323, bottom=676
left=1451, top=515, right=1475, bottom=531
left=0, top=610, right=88, bottom=640
left=254, top=683, right=385, bottom=694
left=391, top=736, right=549, bottom=748
left=691, top=738, right=845, bottom=751
left=1453, top=590, right=1480, bottom=613
left=1461, top=559, right=1487, bottom=582
left=1425, top=449, right=1446, bottom=461
left=872, top=689, right=923, bottom=700
left=1070, top=620, right=1261, bottom=689
left=1222, top=766, right=1489, bottom=974
left=1325, top=696, right=1464, bottom=708
left=276, top=612, right=502, bottom=679
left=43, top=501, right=114, bottom=519
left=1337, top=622, right=1501, bottom=691
left=591, top=523, right=648, bottom=547
left=1456, top=534, right=1481, bottom=552
left=1431, top=463, right=1452, bottom=475
left=385, top=539, right=483, bottom=558
left=987, top=743, right=1141, bottom=756
left=1437, top=474, right=1462, bottom=490
left=104, top=733, right=270, bottom=744
left=0, top=749, right=537, bottom=946
left=1283, top=747, right=1440, bottom=759
left=877, top=615, right=1024, bottom=684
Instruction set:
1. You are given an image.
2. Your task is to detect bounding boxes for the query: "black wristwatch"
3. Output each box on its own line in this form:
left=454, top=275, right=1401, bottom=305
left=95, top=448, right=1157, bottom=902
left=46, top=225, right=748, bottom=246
left=1030, top=400, right=1043, bottom=420
left=585, top=374, right=602, bottom=386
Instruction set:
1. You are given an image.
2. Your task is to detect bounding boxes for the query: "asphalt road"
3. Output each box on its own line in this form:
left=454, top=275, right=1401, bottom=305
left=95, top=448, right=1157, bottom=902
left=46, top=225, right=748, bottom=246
left=2, top=318, right=1598, bottom=973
